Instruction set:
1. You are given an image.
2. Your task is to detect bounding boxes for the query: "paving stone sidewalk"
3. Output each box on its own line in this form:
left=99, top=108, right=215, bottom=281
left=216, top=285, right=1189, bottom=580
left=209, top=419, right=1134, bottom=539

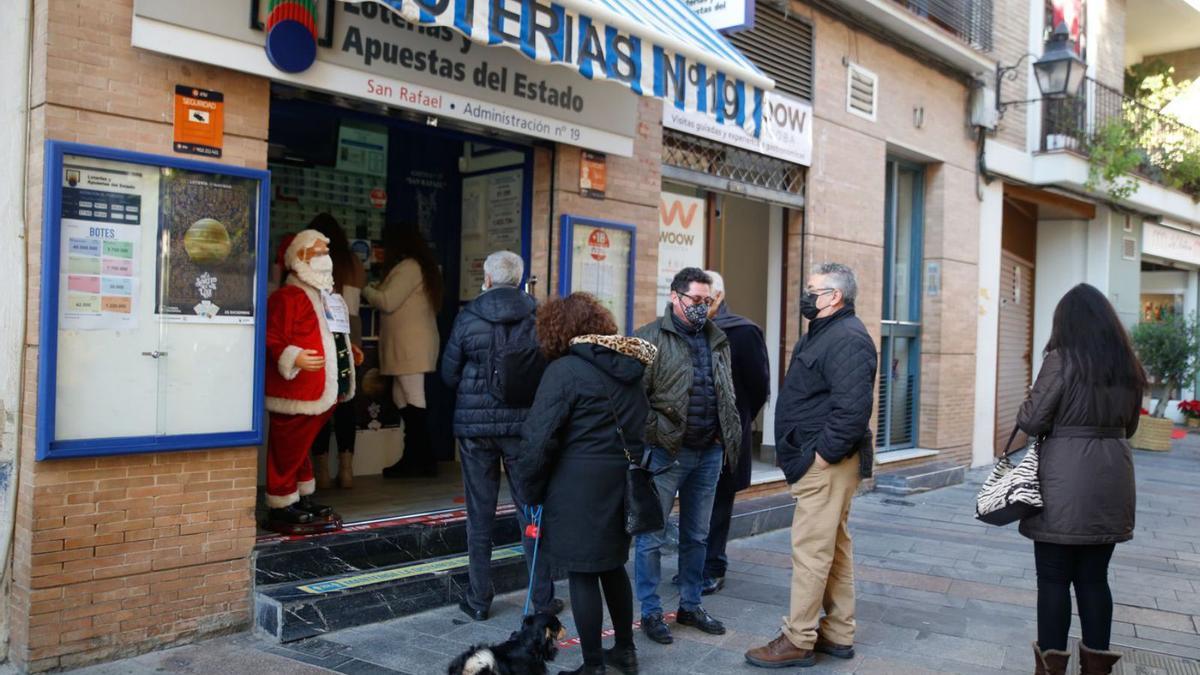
left=71, top=435, right=1200, bottom=674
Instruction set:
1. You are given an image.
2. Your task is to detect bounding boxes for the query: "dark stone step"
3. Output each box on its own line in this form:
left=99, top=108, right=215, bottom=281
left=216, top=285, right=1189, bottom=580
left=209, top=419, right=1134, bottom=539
left=255, top=544, right=532, bottom=643
left=253, top=508, right=522, bottom=586
left=874, top=461, right=966, bottom=496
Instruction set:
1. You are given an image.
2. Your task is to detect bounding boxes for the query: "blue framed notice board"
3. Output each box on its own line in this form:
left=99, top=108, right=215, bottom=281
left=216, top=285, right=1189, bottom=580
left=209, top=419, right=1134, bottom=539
left=37, top=141, right=271, bottom=460
left=558, top=215, right=637, bottom=335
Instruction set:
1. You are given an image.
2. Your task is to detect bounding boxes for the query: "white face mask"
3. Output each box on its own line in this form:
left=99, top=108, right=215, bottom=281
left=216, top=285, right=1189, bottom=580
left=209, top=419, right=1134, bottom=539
left=310, top=254, right=333, bottom=272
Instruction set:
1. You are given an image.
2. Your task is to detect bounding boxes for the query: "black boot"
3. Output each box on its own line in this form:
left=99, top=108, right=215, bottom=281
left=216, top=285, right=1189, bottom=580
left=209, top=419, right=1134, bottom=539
left=268, top=504, right=314, bottom=524
left=604, top=643, right=639, bottom=675
left=297, top=495, right=333, bottom=518
left=383, top=407, right=436, bottom=478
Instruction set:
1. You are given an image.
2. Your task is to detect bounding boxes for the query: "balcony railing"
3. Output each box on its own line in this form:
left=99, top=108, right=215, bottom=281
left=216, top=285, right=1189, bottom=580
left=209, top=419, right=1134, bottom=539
left=893, top=0, right=994, bottom=52
left=1041, top=77, right=1200, bottom=197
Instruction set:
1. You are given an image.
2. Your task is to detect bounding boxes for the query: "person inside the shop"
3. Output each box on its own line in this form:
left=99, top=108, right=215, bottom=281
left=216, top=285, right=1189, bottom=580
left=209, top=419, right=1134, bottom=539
left=308, top=214, right=367, bottom=490
left=363, top=226, right=443, bottom=478
left=441, top=250, right=560, bottom=621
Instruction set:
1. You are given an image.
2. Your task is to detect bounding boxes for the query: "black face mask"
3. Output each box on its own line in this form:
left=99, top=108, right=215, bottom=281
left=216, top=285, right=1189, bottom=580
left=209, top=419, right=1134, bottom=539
left=800, top=293, right=821, bottom=321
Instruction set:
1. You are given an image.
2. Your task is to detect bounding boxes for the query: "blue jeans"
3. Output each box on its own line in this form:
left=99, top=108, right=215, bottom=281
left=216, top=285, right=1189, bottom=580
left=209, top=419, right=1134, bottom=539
left=635, top=444, right=724, bottom=616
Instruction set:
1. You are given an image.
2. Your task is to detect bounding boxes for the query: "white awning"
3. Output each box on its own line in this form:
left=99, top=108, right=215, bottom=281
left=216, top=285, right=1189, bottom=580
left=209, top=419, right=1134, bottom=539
left=336, top=0, right=775, bottom=136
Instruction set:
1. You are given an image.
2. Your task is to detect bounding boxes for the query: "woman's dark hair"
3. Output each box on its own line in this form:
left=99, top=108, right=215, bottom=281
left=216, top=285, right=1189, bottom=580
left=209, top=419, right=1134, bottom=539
left=307, top=213, right=355, bottom=292
left=1045, top=283, right=1148, bottom=392
left=382, top=225, right=444, bottom=309
left=536, top=293, right=618, bottom=359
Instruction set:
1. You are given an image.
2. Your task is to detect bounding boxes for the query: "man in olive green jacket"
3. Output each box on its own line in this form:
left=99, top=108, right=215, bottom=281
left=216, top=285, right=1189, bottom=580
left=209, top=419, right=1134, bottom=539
left=632, top=267, right=741, bottom=645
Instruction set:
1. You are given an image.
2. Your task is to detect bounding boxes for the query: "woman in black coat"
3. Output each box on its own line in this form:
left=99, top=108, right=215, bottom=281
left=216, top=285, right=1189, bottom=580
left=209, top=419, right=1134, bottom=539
left=1018, top=284, right=1145, bottom=675
left=516, top=293, right=656, bottom=675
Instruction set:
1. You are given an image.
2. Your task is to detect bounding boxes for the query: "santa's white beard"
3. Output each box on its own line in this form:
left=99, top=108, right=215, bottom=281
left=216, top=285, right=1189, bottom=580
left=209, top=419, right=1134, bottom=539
left=292, top=260, right=334, bottom=291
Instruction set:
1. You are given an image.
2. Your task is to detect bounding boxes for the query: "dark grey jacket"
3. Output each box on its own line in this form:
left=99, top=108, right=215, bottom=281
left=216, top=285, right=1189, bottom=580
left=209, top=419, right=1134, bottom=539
left=440, top=286, right=537, bottom=438
left=775, top=306, right=877, bottom=484
left=1016, top=350, right=1140, bottom=545
left=634, top=309, right=741, bottom=465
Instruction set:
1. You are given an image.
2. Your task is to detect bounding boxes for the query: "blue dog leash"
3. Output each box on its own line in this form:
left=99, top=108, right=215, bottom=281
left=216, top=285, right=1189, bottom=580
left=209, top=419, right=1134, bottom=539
left=521, top=504, right=543, bottom=616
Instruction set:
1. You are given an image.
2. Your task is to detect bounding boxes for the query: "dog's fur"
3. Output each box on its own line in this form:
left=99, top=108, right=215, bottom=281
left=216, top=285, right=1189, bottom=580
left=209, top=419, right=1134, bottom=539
left=447, top=613, right=566, bottom=675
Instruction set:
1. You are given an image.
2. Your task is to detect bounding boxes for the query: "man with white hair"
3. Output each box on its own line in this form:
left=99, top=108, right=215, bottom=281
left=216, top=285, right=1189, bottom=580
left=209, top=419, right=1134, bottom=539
left=264, top=229, right=359, bottom=531
left=746, top=263, right=877, bottom=668
left=441, top=250, right=559, bottom=621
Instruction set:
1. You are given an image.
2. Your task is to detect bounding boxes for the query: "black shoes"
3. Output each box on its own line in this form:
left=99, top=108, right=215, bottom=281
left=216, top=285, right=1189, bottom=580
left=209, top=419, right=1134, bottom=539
left=538, top=598, right=565, bottom=616
left=457, top=599, right=488, bottom=621
left=267, top=504, right=313, bottom=524
left=640, top=613, right=673, bottom=644
left=675, top=606, right=726, bottom=635
left=296, top=495, right=333, bottom=517
left=603, top=644, right=639, bottom=675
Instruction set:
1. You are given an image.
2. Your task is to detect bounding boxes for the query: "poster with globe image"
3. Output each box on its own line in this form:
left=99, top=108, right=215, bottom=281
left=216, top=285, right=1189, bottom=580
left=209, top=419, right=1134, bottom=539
left=155, top=168, right=258, bottom=323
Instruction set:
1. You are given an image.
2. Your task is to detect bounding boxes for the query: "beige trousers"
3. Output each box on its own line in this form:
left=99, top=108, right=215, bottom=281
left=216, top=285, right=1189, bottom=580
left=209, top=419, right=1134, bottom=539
left=391, top=374, right=427, bottom=409
left=782, top=455, right=860, bottom=650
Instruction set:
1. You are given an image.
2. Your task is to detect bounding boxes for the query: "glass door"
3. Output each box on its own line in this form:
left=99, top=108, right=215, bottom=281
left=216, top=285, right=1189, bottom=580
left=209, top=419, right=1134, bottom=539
left=879, top=160, right=924, bottom=451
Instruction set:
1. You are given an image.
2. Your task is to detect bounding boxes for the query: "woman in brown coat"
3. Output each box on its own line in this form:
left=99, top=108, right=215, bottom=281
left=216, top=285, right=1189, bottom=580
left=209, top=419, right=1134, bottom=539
left=363, top=226, right=443, bottom=478
left=1018, top=284, right=1146, bottom=675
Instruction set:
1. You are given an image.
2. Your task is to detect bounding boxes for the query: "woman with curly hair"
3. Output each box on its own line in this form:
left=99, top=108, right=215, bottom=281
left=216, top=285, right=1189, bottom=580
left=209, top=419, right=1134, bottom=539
left=516, top=293, right=656, bottom=675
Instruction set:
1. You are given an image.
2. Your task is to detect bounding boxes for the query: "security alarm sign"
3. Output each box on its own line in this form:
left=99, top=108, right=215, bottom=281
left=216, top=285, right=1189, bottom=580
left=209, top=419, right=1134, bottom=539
left=173, top=85, right=224, bottom=158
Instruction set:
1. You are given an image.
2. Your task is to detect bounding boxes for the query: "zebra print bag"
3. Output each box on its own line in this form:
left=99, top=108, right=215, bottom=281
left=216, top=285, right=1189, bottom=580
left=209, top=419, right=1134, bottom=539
left=975, top=426, right=1043, bottom=526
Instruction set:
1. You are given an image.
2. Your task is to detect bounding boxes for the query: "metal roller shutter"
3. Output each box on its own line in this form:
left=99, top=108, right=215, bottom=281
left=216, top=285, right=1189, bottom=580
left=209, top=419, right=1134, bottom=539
left=727, top=5, right=815, bottom=102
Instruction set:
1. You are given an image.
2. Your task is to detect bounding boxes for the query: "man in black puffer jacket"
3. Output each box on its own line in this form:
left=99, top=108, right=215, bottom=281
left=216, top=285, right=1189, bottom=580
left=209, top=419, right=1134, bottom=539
left=746, top=263, right=877, bottom=670
left=441, top=251, right=558, bottom=621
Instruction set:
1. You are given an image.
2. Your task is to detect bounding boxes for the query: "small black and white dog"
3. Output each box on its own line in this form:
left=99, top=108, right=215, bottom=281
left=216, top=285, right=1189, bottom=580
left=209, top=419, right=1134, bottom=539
left=447, top=613, right=566, bottom=675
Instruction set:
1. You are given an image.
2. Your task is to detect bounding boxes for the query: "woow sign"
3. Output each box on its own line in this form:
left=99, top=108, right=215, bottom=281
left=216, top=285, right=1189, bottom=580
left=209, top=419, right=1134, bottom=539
left=664, top=90, right=812, bottom=166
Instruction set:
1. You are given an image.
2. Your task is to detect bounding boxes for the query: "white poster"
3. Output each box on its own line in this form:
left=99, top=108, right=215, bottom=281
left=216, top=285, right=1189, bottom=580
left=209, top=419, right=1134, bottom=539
left=572, top=225, right=632, bottom=334
left=459, top=169, right=524, bottom=300
left=664, top=91, right=813, bottom=167
left=657, top=194, right=707, bottom=313
left=684, top=0, right=754, bottom=31
left=58, top=162, right=150, bottom=330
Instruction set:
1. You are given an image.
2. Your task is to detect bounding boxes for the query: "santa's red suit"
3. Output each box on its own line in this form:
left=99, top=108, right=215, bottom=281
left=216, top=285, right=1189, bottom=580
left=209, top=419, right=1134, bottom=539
left=265, top=234, right=355, bottom=510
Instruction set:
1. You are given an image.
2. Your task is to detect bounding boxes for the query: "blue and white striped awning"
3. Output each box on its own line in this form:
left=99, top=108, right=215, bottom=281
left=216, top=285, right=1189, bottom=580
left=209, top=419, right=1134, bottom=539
left=337, top=0, right=774, bottom=136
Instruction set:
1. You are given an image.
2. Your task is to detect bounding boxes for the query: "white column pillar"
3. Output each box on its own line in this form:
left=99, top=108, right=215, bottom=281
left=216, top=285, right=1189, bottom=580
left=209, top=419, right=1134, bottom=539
left=972, top=181, right=1003, bottom=468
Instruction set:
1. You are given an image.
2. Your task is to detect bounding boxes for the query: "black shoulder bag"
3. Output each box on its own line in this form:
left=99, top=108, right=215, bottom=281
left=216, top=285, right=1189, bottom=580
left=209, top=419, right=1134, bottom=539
left=582, top=360, right=674, bottom=536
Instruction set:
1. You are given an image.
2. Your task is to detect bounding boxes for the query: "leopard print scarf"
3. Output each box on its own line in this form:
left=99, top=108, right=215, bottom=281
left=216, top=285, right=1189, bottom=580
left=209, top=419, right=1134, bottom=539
left=569, top=334, right=657, bottom=366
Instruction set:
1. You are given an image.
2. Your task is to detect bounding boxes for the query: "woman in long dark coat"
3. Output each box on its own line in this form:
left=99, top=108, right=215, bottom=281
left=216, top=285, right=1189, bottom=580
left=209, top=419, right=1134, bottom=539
left=1018, top=284, right=1145, bottom=675
left=516, top=293, right=656, bottom=675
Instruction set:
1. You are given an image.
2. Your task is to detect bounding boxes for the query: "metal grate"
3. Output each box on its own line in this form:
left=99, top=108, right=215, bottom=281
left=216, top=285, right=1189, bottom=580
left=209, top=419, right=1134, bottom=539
left=847, top=63, right=878, bottom=121
left=893, top=0, right=994, bottom=52
left=662, top=129, right=806, bottom=196
left=727, top=6, right=815, bottom=101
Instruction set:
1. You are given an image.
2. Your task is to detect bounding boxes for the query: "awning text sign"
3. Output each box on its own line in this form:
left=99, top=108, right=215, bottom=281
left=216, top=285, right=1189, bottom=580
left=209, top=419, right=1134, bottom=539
left=664, top=90, right=812, bottom=166
left=685, top=0, right=755, bottom=32
left=1144, top=221, right=1200, bottom=267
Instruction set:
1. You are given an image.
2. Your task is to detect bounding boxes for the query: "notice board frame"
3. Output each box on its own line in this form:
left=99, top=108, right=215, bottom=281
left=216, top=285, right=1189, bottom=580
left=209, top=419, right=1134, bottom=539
left=557, top=214, right=637, bottom=335
left=37, top=140, right=271, bottom=460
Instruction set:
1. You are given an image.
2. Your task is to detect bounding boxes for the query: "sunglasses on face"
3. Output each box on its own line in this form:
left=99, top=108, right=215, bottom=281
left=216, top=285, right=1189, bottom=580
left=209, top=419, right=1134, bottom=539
left=677, top=292, right=714, bottom=307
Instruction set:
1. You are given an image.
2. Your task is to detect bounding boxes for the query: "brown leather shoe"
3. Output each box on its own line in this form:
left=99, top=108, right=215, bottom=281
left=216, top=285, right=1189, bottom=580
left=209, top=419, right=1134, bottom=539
left=745, top=634, right=815, bottom=669
left=814, top=636, right=855, bottom=659
left=1078, top=644, right=1120, bottom=674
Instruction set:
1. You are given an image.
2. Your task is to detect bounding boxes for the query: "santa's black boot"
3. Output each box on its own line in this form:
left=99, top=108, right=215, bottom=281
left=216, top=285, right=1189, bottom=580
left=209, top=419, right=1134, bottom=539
left=268, top=504, right=315, bottom=525
left=297, top=495, right=334, bottom=518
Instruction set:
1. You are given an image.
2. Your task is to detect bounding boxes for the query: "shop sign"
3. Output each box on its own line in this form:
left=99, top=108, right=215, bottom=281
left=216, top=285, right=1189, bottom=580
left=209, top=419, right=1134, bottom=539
left=664, top=90, right=812, bottom=166
left=132, top=0, right=639, bottom=156
left=685, top=0, right=755, bottom=32
left=172, top=85, right=224, bottom=158
left=1143, top=221, right=1200, bottom=267
left=656, top=194, right=707, bottom=311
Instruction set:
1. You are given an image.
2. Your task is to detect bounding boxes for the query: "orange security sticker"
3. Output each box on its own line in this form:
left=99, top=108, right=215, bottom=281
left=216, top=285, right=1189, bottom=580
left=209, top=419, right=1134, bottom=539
left=174, top=85, right=224, bottom=158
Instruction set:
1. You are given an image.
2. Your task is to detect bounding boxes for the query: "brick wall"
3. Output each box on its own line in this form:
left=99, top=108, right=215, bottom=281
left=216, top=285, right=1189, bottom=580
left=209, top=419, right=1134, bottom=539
left=533, top=97, right=663, bottom=329
left=1092, top=0, right=1127, bottom=91
left=13, top=0, right=269, bottom=670
left=992, top=0, right=1031, bottom=151
left=795, top=1, right=980, bottom=464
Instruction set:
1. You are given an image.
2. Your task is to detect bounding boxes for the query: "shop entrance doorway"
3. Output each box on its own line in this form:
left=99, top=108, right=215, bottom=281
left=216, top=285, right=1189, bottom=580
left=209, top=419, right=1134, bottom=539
left=257, top=87, right=533, bottom=527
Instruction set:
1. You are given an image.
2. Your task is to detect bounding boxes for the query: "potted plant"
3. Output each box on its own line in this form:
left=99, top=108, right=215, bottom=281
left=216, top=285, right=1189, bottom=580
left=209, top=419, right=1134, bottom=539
left=1130, top=313, right=1200, bottom=451
left=1179, top=400, right=1200, bottom=428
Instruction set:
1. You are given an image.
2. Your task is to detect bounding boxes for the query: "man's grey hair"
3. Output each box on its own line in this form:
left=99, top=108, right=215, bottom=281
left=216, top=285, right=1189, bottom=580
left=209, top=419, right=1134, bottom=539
left=704, top=270, right=725, bottom=295
left=484, top=250, right=523, bottom=287
left=813, top=263, right=858, bottom=303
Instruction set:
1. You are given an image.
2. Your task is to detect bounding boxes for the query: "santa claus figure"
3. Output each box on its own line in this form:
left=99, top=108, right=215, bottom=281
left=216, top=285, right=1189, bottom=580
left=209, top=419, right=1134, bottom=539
left=265, top=229, right=359, bottom=529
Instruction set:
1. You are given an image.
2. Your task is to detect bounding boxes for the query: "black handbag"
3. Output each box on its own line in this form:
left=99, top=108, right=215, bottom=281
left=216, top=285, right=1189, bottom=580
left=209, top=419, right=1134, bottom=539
left=585, top=361, right=673, bottom=536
